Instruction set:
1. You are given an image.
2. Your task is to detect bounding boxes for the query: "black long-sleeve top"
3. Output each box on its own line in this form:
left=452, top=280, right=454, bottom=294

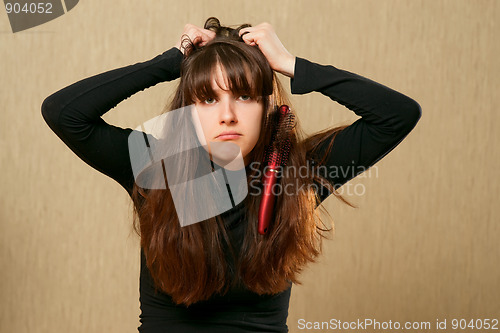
left=41, top=47, right=421, bottom=332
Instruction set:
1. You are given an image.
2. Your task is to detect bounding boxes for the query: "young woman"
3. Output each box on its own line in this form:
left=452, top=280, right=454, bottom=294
left=42, top=17, right=421, bottom=333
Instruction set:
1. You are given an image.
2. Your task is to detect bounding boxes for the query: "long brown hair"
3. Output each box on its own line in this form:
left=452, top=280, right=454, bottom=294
left=130, top=17, right=351, bottom=306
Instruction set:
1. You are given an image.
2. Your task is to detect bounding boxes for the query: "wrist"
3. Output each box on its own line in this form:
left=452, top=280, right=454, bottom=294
left=279, top=55, right=296, bottom=78
left=174, top=41, right=183, bottom=54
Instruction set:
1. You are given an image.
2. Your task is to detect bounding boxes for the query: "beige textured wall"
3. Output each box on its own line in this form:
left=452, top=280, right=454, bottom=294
left=1, top=0, right=499, bottom=332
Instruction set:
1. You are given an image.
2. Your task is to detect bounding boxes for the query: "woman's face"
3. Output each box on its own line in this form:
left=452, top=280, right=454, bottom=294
left=192, top=64, right=264, bottom=167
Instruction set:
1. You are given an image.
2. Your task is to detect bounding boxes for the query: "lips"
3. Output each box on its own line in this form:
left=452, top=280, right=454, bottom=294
left=216, top=131, right=242, bottom=139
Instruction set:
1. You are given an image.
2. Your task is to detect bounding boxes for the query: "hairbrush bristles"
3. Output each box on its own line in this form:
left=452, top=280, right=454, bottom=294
left=265, top=105, right=295, bottom=167
left=258, top=105, right=295, bottom=235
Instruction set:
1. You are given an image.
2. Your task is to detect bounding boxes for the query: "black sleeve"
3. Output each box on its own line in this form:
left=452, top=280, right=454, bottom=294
left=41, top=47, right=184, bottom=194
left=290, top=57, right=421, bottom=201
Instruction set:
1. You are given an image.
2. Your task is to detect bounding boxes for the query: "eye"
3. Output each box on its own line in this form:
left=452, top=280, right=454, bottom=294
left=204, top=97, right=216, bottom=104
left=239, top=95, right=252, bottom=101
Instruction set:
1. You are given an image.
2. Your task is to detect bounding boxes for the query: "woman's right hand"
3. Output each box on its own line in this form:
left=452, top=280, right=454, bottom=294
left=175, top=24, right=216, bottom=55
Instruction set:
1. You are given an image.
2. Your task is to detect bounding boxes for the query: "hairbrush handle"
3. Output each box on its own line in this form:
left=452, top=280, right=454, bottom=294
left=258, top=151, right=279, bottom=235
left=258, top=105, right=292, bottom=235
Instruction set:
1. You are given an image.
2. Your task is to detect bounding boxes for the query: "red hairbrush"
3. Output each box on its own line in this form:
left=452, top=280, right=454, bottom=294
left=258, top=105, right=295, bottom=235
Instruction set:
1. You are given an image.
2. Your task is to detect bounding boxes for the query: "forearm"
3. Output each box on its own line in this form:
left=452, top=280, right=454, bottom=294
left=291, top=57, right=421, bottom=135
left=41, top=47, right=184, bottom=137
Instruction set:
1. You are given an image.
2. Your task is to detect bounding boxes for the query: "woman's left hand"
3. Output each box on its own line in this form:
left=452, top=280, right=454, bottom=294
left=239, top=23, right=295, bottom=78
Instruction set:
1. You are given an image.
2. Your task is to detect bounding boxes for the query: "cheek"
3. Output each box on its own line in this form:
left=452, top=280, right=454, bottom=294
left=191, top=106, right=209, bottom=146
left=244, top=108, right=264, bottom=147
left=254, top=107, right=264, bottom=138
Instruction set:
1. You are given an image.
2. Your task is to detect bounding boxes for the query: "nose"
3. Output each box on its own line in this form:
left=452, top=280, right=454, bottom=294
left=218, top=98, right=238, bottom=124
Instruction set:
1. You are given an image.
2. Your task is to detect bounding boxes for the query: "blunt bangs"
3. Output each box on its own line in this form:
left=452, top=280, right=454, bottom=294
left=181, top=40, right=273, bottom=104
